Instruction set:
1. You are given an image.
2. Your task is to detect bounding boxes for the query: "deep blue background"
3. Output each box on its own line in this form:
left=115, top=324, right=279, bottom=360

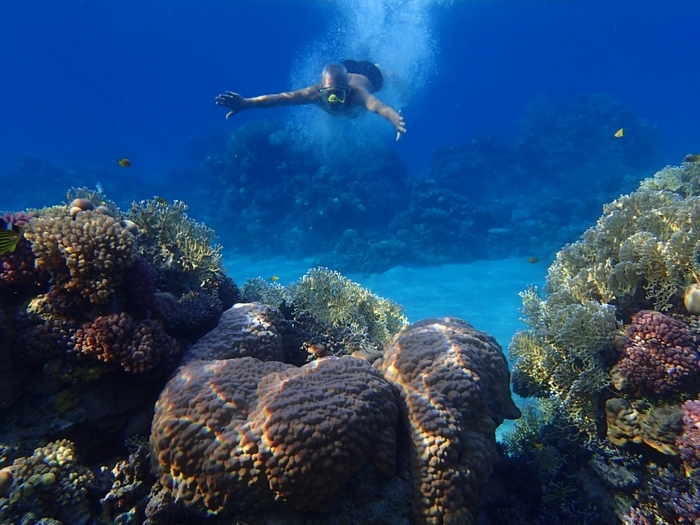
left=0, top=0, right=697, bottom=180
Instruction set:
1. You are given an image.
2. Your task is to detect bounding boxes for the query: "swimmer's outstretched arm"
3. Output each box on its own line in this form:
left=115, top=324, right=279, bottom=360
left=215, top=86, right=320, bottom=119
left=355, top=90, right=406, bottom=141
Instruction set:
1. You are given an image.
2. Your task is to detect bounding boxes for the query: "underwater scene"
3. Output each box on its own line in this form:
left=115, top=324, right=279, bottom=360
left=1, top=0, right=700, bottom=523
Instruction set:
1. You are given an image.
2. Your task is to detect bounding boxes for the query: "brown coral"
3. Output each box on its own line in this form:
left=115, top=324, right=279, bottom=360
left=25, top=210, right=136, bottom=305
left=179, top=302, right=288, bottom=365
left=150, top=355, right=398, bottom=514
left=71, top=313, right=179, bottom=373
left=605, top=398, right=682, bottom=455
left=379, top=317, right=520, bottom=525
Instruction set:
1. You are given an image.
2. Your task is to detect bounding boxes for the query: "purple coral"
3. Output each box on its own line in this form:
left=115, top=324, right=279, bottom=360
left=677, top=399, right=700, bottom=472
left=612, top=311, right=700, bottom=397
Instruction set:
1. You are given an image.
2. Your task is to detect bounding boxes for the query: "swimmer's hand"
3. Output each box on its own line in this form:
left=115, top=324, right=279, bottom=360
left=394, top=110, right=406, bottom=141
left=215, top=91, right=248, bottom=119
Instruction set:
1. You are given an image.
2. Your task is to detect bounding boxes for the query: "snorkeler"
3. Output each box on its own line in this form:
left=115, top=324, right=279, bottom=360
left=215, top=60, right=406, bottom=141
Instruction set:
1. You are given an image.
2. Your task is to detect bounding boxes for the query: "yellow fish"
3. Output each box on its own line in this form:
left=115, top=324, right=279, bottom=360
left=683, top=154, right=700, bottom=163
left=117, top=158, right=132, bottom=168
left=527, top=256, right=539, bottom=264
left=0, top=220, right=22, bottom=254
left=614, top=128, right=624, bottom=138
left=269, top=275, right=280, bottom=282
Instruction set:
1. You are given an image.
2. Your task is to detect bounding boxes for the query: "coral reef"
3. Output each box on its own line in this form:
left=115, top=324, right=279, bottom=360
left=0, top=439, right=94, bottom=525
left=505, top=161, right=700, bottom=525
left=379, top=317, right=520, bottom=525
left=150, top=355, right=398, bottom=514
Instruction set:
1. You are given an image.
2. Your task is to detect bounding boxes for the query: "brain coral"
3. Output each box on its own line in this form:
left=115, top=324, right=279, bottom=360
left=150, top=355, right=398, bottom=514
left=24, top=209, right=136, bottom=305
left=379, top=317, right=520, bottom=525
left=611, top=310, right=700, bottom=397
left=179, top=302, right=288, bottom=365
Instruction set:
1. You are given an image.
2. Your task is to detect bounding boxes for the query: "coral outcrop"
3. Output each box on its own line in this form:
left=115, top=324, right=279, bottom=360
left=180, top=302, right=289, bottom=365
left=150, top=355, right=399, bottom=515
left=0, top=439, right=94, bottom=525
left=25, top=209, right=137, bottom=306
left=379, top=317, right=520, bottom=525
left=611, top=310, right=700, bottom=397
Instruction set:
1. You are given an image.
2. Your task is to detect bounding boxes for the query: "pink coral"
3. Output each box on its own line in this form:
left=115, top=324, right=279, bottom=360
left=611, top=311, right=700, bottom=397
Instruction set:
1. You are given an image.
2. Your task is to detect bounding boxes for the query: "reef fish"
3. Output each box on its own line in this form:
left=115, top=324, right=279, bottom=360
left=0, top=220, right=23, bottom=254
left=683, top=154, right=700, bottom=163
left=614, top=128, right=624, bottom=138
left=117, top=158, right=132, bottom=168
left=269, top=275, right=280, bottom=282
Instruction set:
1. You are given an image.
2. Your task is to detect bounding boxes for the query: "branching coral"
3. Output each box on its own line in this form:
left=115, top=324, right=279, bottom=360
left=546, top=186, right=700, bottom=315
left=291, top=267, right=407, bottom=347
left=510, top=287, right=619, bottom=441
left=127, top=198, right=223, bottom=283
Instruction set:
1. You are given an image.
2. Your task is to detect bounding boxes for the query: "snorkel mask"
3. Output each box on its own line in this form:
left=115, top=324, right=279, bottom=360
left=320, top=86, right=347, bottom=106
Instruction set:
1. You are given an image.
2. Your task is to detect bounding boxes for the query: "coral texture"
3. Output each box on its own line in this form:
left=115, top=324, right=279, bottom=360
left=611, top=311, right=700, bottom=397
left=379, top=317, right=520, bottom=525
left=677, top=399, right=700, bottom=473
left=604, top=398, right=683, bottom=455
left=0, top=439, right=94, bottom=525
left=70, top=313, right=179, bottom=373
left=180, top=302, right=288, bottom=364
left=150, top=355, right=398, bottom=514
left=24, top=210, right=136, bottom=305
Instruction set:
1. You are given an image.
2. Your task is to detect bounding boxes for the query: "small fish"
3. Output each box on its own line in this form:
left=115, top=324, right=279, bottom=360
left=269, top=275, right=280, bottom=283
left=614, top=128, right=624, bottom=138
left=117, top=158, right=132, bottom=168
left=0, top=220, right=23, bottom=254
left=683, top=154, right=700, bottom=163
left=527, top=256, right=539, bottom=264
left=154, top=196, right=170, bottom=205
left=96, top=181, right=104, bottom=193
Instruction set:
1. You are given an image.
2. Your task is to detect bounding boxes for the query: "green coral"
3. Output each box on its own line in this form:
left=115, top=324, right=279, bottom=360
left=291, top=267, right=408, bottom=346
left=127, top=198, right=223, bottom=282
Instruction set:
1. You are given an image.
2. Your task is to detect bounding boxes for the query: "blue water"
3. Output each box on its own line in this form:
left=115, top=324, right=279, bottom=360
left=1, top=0, right=696, bottom=177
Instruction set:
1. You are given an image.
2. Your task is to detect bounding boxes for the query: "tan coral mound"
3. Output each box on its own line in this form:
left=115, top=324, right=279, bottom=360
left=379, top=317, right=520, bottom=525
left=25, top=210, right=136, bottom=304
left=150, top=355, right=398, bottom=514
left=180, top=302, right=287, bottom=365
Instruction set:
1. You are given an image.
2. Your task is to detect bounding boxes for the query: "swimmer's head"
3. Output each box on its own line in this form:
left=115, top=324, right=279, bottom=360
left=321, top=63, right=349, bottom=89
left=320, top=63, right=349, bottom=108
